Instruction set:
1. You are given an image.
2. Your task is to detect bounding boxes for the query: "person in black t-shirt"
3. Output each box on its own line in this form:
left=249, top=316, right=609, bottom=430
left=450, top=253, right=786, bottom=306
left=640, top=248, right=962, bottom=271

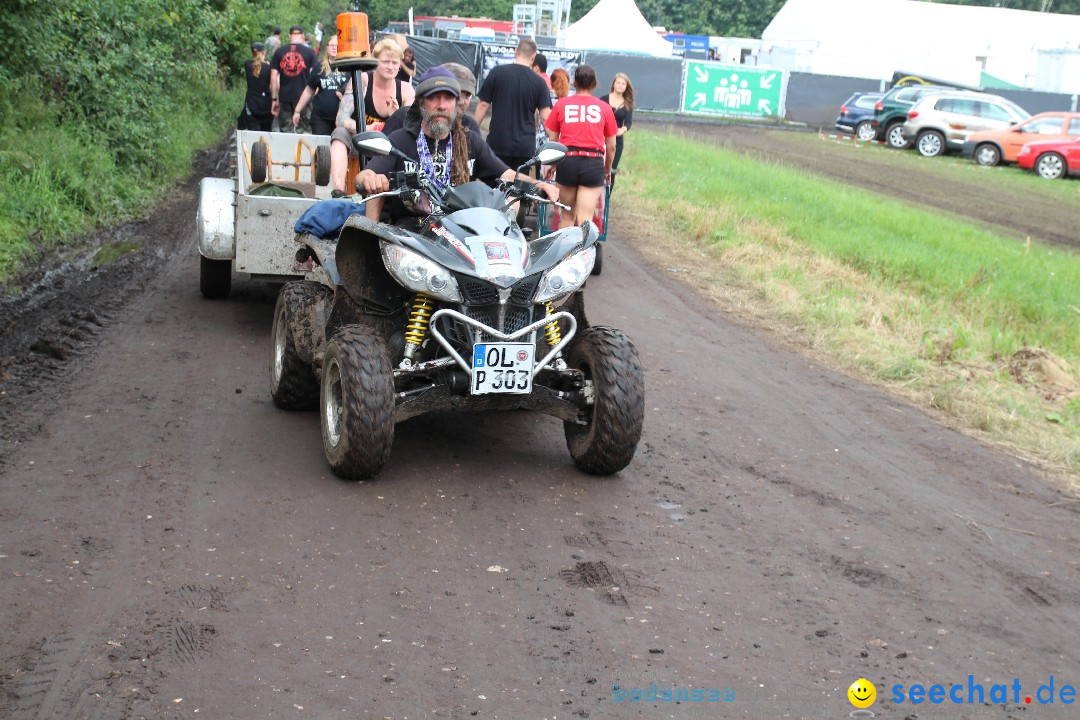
left=238, top=42, right=273, bottom=131
left=292, top=35, right=347, bottom=136
left=270, top=26, right=318, bottom=133
left=397, top=47, right=417, bottom=85
left=473, top=38, right=552, bottom=172
left=599, top=72, right=635, bottom=189
left=356, top=68, right=557, bottom=223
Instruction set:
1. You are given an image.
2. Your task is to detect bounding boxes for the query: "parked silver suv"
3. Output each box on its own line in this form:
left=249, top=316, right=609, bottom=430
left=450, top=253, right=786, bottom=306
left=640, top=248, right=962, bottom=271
left=900, top=91, right=1031, bottom=157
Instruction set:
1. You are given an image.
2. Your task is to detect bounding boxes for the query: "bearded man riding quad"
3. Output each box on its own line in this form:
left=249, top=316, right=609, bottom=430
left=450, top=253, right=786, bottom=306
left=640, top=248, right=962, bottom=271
left=354, top=67, right=559, bottom=224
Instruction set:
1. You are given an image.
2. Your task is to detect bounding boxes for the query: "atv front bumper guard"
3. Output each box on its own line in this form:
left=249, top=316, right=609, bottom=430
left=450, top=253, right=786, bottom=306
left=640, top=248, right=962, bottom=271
left=428, top=309, right=578, bottom=380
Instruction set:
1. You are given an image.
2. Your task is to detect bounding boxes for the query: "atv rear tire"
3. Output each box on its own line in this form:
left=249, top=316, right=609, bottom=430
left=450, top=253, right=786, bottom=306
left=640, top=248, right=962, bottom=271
left=320, top=325, right=395, bottom=480
left=199, top=256, right=231, bottom=299
left=271, top=281, right=331, bottom=410
left=564, top=326, right=644, bottom=475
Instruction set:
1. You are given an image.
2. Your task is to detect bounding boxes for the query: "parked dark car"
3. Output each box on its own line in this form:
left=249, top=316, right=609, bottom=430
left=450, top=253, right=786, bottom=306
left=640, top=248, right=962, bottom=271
left=870, top=84, right=957, bottom=149
left=835, top=92, right=884, bottom=141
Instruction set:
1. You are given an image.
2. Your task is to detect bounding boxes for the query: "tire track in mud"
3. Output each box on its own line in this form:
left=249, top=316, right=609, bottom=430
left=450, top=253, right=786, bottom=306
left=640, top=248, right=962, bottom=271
left=3, top=580, right=231, bottom=719
left=0, top=142, right=230, bottom=467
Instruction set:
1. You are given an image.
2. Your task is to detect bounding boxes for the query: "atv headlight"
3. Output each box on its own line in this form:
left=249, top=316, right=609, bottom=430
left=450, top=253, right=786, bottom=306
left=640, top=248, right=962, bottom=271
left=535, top=246, right=596, bottom=302
left=381, top=243, right=462, bottom=302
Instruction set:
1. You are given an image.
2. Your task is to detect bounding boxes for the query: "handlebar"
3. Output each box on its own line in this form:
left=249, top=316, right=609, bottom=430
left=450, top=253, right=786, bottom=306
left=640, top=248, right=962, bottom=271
left=521, top=191, right=570, bottom=211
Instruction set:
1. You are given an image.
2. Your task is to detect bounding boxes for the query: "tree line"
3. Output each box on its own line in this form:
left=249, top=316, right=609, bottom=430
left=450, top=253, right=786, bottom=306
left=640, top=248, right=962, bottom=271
left=359, top=0, right=1080, bottom=40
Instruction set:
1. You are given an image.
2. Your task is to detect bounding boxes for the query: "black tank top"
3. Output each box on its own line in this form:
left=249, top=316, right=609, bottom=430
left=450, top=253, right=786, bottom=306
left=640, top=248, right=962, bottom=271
left=364, top=71, right=404, bottom=125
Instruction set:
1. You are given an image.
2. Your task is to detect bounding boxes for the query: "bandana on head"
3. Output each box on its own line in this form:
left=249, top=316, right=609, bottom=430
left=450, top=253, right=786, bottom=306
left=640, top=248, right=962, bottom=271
left=416, top=130, right=452, bottom=194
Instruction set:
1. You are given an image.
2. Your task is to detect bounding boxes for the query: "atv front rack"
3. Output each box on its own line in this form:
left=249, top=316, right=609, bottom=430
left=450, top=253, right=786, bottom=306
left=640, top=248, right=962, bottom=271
left=428, top=309, right=578, bottom=379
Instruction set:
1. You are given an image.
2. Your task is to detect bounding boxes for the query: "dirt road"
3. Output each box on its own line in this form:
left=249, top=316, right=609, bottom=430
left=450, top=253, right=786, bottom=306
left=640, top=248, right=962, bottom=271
left=1, top=130, right=1078, bottom=719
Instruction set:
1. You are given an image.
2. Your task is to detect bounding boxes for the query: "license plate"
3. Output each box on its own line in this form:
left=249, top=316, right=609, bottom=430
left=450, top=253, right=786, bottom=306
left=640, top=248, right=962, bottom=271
left=471, top=343, right=534, bottom=395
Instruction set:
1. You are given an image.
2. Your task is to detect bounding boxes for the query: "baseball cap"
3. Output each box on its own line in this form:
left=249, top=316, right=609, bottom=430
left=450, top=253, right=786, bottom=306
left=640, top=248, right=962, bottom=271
left=251, top=41, right=265, bottom=52
left=414, top=67, right=460, bottom=98
left=440, top=63, right=477, bottom=95
left=289, top=25, right=304, bottom=34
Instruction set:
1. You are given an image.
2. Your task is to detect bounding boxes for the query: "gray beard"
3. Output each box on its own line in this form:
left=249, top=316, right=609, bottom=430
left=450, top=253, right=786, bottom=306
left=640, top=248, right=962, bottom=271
left=422, top=107, right=456, bottom=139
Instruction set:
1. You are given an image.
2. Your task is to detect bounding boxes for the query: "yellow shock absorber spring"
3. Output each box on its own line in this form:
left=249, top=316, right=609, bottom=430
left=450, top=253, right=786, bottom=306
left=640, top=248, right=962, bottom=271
left=544, top=301, right=562, bottom=347
left=405, top=293, right=434, bottom=347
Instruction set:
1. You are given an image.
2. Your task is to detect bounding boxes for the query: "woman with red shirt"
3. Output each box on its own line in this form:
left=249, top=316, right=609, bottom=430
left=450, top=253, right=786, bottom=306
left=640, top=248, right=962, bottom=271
left=544, top=65, right=617, bottom=228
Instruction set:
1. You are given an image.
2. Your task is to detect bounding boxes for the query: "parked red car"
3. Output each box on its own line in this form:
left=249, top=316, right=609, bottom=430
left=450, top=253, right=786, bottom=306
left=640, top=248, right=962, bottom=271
left=962, top=111, right=1080, bottom=166
left=1017, top=136, right=1080, bottom=179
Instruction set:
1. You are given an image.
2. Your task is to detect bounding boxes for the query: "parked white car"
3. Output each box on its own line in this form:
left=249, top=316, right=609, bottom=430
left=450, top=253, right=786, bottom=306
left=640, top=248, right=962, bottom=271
left=900, top=91, right=1031, bottom=158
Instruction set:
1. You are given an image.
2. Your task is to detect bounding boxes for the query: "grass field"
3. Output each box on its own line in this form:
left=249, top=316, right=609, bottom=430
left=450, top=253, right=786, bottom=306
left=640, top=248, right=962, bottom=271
left=615, top=128, right=1080, bottom=474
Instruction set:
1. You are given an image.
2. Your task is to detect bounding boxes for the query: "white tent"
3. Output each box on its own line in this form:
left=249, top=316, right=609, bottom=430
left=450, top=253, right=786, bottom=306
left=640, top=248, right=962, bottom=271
left=761, top=0, right=1080, bottom=91
left=557, top=0, right=674, bottom=57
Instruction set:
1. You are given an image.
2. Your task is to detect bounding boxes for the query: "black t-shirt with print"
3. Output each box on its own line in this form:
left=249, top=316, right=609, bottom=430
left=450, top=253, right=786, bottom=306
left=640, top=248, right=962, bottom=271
left=307, top=67, right=349, bottom=122
left=271, top=43, right=318, bottom=104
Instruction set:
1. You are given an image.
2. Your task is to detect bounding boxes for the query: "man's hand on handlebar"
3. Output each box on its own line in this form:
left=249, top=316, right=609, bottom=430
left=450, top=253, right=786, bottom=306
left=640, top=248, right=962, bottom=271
left=355, top=169, right=390, bottom=195
left=534, top=180, right=560, bottom=203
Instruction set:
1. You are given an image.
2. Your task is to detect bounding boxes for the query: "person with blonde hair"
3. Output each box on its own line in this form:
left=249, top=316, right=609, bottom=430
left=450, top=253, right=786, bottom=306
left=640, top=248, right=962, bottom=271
left=238, top=42, right=273, bottom=131
left=328, top=39, right=416, bottom=194
left=291, top=34, right=347, bottom=135
left=335, top=38, right=415, bottom=133
left=600, top=72, right=635, bottom=186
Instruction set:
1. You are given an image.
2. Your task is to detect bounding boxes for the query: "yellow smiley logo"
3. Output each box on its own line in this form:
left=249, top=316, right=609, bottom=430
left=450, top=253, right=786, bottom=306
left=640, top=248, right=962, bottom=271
left=848, top=678, right=876, bottom=709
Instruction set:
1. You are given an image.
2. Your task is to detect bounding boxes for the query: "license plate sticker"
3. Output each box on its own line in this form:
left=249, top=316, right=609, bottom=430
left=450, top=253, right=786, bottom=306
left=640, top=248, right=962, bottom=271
left=471, top=343, right=534, bottom=395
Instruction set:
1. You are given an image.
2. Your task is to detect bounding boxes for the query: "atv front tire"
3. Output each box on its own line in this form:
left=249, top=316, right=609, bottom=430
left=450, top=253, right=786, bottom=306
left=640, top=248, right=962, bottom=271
left=320, top=325, right=395, bottom=480
left=271, top=281, right=331, bottom=410
left=564, top=326, right=644, bottom=474
left=591, top=242, right=603, bottom=276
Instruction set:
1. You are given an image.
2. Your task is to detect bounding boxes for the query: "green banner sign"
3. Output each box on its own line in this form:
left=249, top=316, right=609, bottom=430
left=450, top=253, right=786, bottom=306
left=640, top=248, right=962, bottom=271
left=681, top=61, right=786, bottom=119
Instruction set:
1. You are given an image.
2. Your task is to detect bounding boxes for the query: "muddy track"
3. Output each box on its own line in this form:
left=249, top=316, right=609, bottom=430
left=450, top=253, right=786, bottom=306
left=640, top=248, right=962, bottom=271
left=1, top=126, right=1078, bottom=719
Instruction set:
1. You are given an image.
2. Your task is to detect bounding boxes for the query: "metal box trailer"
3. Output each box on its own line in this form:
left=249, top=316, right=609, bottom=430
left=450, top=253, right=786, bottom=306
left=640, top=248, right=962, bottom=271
left=196, top=130, right=333, bottom=298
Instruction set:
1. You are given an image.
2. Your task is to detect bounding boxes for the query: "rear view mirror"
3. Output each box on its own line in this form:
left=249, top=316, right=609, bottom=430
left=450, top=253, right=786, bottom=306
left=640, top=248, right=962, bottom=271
left=536, top=142, right=568, bottom=166
left=352, top=131, right=393, bottom=157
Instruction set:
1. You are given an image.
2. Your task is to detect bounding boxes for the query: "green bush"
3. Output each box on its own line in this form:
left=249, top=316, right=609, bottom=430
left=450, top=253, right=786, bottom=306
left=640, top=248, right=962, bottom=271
left=0, top=0, right=338, bottom=281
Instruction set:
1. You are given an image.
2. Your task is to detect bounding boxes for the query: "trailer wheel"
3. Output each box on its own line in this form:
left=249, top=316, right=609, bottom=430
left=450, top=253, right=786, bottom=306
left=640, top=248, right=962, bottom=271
left=314, top=145, right=331, bottom=186
left=250, top=141, right=269, bottom=183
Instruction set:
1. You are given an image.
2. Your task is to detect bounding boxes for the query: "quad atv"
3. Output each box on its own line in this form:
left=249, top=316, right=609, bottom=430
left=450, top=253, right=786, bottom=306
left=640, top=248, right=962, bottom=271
left=269, top=135, right=644, bottom=480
